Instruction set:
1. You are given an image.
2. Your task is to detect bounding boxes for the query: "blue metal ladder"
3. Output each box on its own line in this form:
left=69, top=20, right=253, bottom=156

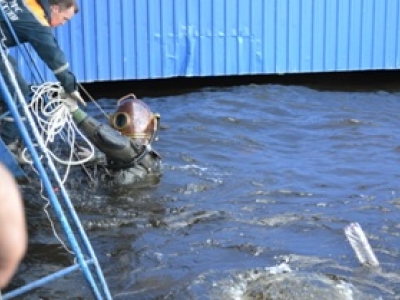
left=0, top=8, right=113, bottom=300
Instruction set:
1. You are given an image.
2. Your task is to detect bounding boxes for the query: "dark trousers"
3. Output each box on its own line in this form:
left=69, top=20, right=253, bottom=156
left=0, top=54, right=30, bottom=145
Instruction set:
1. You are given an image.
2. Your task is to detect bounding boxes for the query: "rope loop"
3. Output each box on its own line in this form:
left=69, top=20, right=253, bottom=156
left=26, top=82, right=96, bottom=182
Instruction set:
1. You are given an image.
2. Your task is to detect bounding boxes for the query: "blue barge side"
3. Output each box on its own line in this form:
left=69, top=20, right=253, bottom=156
left=12, top=0, right=400, bottom=84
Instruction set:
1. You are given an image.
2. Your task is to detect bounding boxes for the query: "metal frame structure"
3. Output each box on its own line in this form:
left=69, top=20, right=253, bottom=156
left=0, top=6, right=113, bottom=300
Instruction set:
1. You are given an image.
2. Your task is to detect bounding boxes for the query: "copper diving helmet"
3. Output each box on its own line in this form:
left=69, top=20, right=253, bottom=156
left=109, top=94, right=159, bottom=145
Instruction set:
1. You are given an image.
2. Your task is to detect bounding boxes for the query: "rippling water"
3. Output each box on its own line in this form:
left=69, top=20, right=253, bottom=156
left=12, top=81, right=400, bottom=299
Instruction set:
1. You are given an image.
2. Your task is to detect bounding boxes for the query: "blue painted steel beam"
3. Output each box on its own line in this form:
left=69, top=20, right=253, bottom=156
left=0, top=55, right=110, bottom=300
left=2, top=261, right=93, bottom=299
left=0, top=43, right=112, bottom=300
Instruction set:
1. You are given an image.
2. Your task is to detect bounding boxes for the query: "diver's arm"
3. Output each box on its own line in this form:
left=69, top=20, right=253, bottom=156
left=71, top=109, right=140, bottom=162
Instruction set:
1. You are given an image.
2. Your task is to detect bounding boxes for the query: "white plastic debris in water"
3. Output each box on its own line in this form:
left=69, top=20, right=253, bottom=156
left=344, top=222, right=380, bottom=267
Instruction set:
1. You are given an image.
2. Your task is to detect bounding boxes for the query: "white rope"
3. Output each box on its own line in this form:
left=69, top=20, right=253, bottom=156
left=0, top=38, right=88, bottom=263
left=26, top=82, right=96, bottom=183
left=39, top=171, right=74, bottom=256
left=25, top=83, right=97, bottom=256
left=0, top=22, right=8, bottom=53
left=25, top=83, right=95, bottom=254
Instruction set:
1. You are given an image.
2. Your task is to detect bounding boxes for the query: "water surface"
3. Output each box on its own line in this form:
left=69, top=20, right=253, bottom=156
left=13, top=82, right=400, bottom=299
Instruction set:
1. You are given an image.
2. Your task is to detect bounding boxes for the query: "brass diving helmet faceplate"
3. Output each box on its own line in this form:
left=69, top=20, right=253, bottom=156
left=109, top=94, right=156, bottom=144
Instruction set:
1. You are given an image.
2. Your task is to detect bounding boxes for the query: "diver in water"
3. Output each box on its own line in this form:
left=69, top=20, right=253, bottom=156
left=63, top=94, right=162, bottom=186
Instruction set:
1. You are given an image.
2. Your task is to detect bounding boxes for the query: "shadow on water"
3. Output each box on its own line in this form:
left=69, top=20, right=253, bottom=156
left=9, top=71, right=400, bottom=299
left=82, top=70, right=400, bottom=99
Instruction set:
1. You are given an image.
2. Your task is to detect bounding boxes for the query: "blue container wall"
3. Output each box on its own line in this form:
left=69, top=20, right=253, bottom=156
left=11, top=0, right=400, bottom=84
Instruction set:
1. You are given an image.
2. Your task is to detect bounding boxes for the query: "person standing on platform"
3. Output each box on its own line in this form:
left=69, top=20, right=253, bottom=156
left=0, top=0, right=85, bottom=147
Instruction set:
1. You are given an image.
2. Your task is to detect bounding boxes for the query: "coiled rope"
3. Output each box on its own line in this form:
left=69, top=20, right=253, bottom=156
left=22, top=82, right=97, bottom=256
left=25, top=82, right=96, bottom=183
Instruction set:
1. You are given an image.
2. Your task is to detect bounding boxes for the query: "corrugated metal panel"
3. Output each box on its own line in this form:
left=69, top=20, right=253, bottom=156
left=9, top=0, right=400, bottom=83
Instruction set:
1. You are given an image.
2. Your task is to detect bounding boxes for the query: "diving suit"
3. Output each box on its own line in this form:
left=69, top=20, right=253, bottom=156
left=68, top=94, right=162, bottom=186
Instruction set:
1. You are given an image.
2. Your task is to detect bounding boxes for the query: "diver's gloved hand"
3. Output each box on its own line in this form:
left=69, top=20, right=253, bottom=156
left=62, top=97, right=79, bottom=112
left=61, top=91, right=86, bottom=112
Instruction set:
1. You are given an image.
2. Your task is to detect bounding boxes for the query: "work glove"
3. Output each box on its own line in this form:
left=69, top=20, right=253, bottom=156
left=66, top=91, right=86, bottom=106
left=62, top=97, right=79, bottom=112
left=61, top=91, right=86, bottom=112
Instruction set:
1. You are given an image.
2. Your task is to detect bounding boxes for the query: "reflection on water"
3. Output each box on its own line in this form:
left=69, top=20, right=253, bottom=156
left=13, top=81, right=400, bottom=299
